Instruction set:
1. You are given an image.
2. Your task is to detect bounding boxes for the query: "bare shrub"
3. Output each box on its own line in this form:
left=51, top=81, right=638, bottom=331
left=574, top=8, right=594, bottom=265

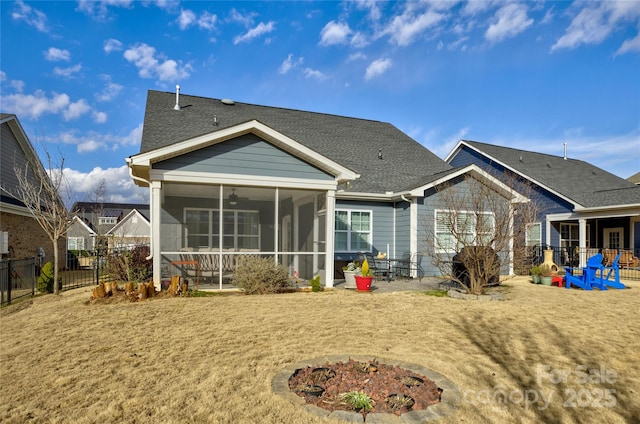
left=424, top=169, right=538, bottom=295
left=232, top=256, right=292, bottom=294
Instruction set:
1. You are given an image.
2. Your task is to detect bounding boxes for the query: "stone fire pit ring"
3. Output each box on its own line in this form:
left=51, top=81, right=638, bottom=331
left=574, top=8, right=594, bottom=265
left=272, top=355, right=460, bottom=423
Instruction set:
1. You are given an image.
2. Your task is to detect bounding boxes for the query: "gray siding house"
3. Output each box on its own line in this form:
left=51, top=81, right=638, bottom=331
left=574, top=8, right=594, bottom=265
left=0, top=114, right=65, bottom=261
left=446, top=140, right=640, bottom=268
left=128, top=90, right=524, bottom=289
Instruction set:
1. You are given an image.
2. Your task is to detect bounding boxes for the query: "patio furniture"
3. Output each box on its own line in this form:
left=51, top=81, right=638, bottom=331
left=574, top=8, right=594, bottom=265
left=363, top=252, right=391, bottom=281
left=564, top=253, right=625, bottom=290
left=619, top=250, right=640, bottom=269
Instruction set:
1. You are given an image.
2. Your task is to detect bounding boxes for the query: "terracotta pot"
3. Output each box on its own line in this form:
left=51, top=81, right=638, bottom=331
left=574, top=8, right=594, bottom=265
left=355, top=276, right=373, bottom=291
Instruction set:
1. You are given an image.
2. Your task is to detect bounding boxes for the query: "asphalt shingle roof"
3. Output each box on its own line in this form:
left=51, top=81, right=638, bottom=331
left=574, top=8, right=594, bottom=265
left=140, top=90, right=452, bottom=194
left=461, top=140, right=640, bottom=209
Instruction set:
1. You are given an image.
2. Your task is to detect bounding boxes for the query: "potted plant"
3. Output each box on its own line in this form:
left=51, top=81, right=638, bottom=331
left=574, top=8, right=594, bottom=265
left=530, top=265, right=542, bottom=284
left=354, top=258, right=374, bottom=291
left=342, top=261, right=360, bottom=289
left=540, top=265, right=553, bottom=286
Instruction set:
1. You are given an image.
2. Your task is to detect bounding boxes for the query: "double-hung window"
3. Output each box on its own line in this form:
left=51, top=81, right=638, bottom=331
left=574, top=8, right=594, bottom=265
left=526, top=223, right=541, bottom=247
left=184, top=208, right=260, bottom=249
left=335, top=210, right=372, bottom=252
left=435, top=210, right=495, bottom=252
left=68, top=237, right=85, bottom=250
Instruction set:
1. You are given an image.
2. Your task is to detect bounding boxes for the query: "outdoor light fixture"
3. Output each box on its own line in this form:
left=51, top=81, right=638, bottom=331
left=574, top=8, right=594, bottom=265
left=228, top=189, right=239, bottom=205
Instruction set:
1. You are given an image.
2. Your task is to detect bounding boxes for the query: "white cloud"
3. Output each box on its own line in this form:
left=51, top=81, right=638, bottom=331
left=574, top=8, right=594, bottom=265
left=177, top=9, right=196, bottom=30
left=104, top=38, right=123, bottom=54
left=123, top=43, right=191, bottom=81
left=45, top=47, right=71, bottom=62
left=355, top=0, right=382, bottom=21
left=12, top=0, right=48, bottom=33
left=303, top=68, right=327, bottom=80
left=233, top=22, right=275, bottom=44
left=485, top=3, right=533, bottom=43
left=95, top=81, right=123, bottom=102
left=364, top=58, right=392, bottom=81
left=350, top=32, right=370, bottom=48
left=384, top=9, right=446, bottom=46
left=319, top=21, right=352, bottom=46
left=228, top=8, right=256, bottom=26
left=2, top=90, right=70, bottom=119
left=616, top=32, right=640, bottom=56
left=64, top=165, right=148, bottom=204
left=53, top=64, right=82, bottom=78
left=279, top=54, right=303, bottom=74
left=92, top=111, right=108, bottom=123
left=63, top=99, right=91, bottom=121
left=198, top=11, right=217, bottom=30
left=77, top=0, right=134, bottom=20
left=347, top=52, right=367, bottom=61
left=551, top=1, right=640, bottom=52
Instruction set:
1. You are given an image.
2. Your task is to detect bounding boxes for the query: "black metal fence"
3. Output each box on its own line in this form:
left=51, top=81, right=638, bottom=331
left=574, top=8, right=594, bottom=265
left=517, top=245, right=640, bottom=281
left=0, top=257, right=37, bottom=306
left=0, top=247, right=143, bottom=306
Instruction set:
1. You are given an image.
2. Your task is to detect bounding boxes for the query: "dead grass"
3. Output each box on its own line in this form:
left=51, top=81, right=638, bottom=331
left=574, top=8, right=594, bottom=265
left=1, top=277, right=639, bottom=423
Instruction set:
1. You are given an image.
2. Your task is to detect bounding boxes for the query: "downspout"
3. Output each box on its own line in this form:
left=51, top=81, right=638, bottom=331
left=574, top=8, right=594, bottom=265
left=126, top=157, right=153, bottom=260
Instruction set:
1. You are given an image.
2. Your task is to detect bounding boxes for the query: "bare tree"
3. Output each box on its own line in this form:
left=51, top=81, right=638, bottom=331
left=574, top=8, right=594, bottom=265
left=424, top=169, right=538, bottom=295
left=1, top=148, right=72, bottom=295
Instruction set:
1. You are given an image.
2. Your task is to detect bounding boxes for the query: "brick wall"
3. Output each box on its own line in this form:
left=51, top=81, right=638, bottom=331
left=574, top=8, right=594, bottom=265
left=1, top=211, right=66, bottom=264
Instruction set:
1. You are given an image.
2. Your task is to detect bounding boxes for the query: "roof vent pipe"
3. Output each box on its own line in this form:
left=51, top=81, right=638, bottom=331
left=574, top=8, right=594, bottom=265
left=174, top=85, right=181, bottom=110
left=563, top=142, right=567, bottom=160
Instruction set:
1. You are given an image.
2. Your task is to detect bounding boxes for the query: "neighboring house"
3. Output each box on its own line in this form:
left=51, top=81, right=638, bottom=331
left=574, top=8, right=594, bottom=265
left=105, top=209, right=150, bottom=250
left=629, top=172, right=640, bottom=186
left=0, top=113, right=65, bottom=261
left=69, top=202, right=150, bottom=250
left=67, top=215, right=96, bottom=251
left=446, top=140, right=640, bottom=267
left=127, top=90, right=526, bottom=289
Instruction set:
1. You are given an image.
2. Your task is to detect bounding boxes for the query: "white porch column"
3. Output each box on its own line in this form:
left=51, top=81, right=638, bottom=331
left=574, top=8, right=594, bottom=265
left=579, top=218, right=587, bottom=267
left=545, top=216, right=552, bottom=247
left=150, top=181, right=162, bottom=291
left=325, top=190, right=336, bottom=288
left=409, top=197, right=418, bottom=278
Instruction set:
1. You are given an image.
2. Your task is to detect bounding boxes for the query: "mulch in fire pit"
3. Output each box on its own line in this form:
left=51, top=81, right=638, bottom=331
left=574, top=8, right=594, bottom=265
left=288, top=358, right=442, bottom=417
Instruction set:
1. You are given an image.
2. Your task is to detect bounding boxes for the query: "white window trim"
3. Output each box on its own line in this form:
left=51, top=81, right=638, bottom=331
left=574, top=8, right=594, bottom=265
left=560, top=222, right=591, bottom=248
left=434, top=209, right=495, bottom=253
left=334, top=209, right=373, bottom=253
left=183, top=207, right=261, bottom=250
left=68, top=237, right=85, bottom=250
left=526, top=222, right=542, bottom=247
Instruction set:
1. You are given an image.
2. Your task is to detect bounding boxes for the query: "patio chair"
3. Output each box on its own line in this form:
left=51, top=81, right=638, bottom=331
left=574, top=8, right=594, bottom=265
left=362, top=252, right=389, bottom=280
left=395, top=251, right=412, bottom=279
left=564, top=253, right=625, bottom=290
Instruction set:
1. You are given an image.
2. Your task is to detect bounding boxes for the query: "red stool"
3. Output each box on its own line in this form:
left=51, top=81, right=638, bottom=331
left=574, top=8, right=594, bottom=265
left=551, top=276, right=563, bottom=288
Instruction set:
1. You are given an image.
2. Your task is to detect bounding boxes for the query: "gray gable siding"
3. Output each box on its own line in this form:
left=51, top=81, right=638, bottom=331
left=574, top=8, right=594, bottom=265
left=154, top=134, right=333, bottom=181
left=419, top=179, right=512, bottom=277
left=1, top=121, right=33, bottom=201
left=449, top=145, right=575, bottom=247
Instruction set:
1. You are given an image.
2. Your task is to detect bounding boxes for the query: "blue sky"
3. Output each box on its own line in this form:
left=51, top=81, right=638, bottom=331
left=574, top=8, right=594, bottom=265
left=1, top=0, right=639, bottom=204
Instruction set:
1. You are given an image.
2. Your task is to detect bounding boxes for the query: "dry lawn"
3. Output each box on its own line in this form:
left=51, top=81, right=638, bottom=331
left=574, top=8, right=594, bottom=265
left=1, top=277, right=639, bottom=424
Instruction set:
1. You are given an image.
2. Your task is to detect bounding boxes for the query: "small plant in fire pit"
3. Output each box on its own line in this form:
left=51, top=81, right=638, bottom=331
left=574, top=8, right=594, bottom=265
left=338, top=391, right=375, bottom=412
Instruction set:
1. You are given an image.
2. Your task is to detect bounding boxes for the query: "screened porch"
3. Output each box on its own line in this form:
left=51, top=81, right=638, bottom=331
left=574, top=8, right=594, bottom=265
left=158, top=183, right=328, bottom=289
